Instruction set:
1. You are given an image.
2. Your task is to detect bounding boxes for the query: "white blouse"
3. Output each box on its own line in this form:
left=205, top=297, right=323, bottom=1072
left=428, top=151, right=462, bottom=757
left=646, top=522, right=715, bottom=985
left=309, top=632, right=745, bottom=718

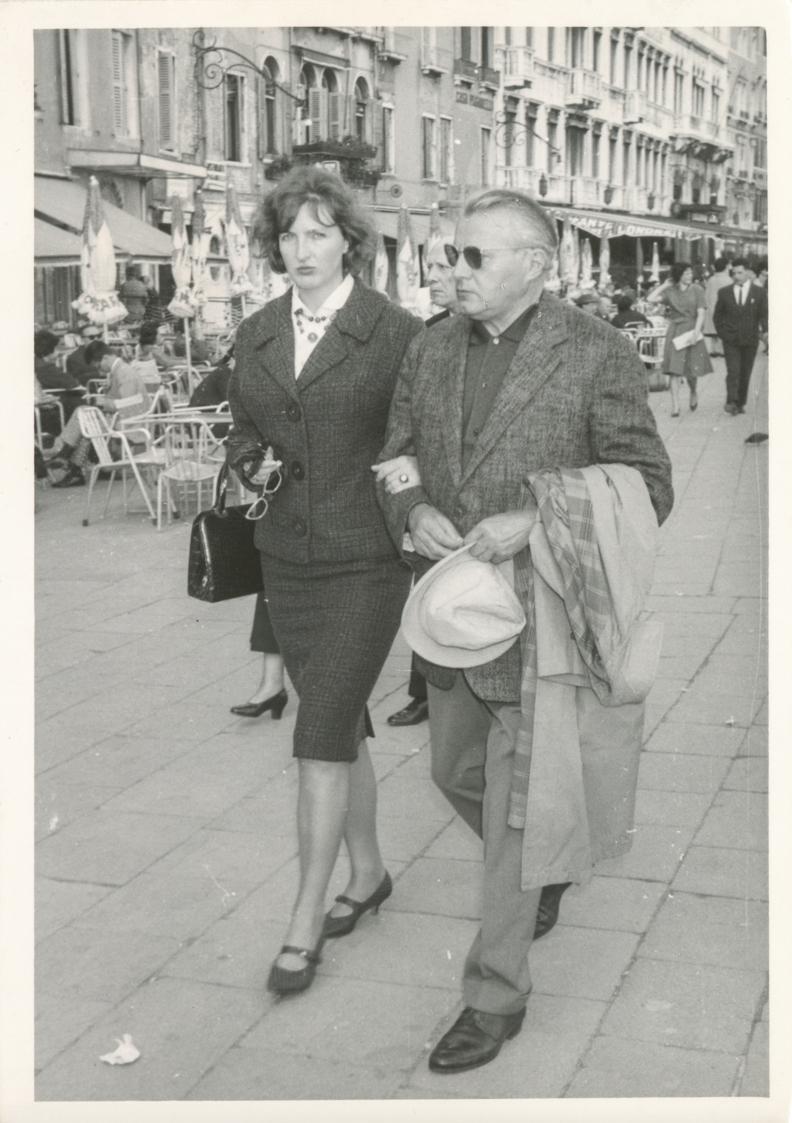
left=291, top=274, right=354, bottom=378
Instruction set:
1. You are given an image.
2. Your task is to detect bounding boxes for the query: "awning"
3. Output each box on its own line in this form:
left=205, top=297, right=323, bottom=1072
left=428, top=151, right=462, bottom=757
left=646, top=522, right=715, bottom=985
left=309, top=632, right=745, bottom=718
left=34, top=175, right=175, bottom=263
left=364, top=208, right=431, bottom=243
left=35, top=217, right=109, bottom=266
left=67, top=149, right=207, bottom=180
left=545, top=205, right=701, bottom=241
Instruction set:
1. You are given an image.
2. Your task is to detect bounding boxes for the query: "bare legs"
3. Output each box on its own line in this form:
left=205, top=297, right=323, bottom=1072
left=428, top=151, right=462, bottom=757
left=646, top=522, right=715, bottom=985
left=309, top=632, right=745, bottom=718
left=669, top=375, right=682, bottom=416
left=275, top=741, right=386, bottom=971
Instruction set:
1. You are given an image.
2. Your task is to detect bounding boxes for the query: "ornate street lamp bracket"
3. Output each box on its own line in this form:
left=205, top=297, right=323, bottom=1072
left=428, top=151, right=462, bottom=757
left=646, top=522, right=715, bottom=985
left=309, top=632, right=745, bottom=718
left=192, top=29, right=304, bottom=107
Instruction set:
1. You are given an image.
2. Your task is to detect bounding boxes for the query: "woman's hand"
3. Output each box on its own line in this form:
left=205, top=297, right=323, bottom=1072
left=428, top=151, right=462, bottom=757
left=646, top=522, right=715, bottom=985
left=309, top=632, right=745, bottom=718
left=372, top=455, right=421, bottom=494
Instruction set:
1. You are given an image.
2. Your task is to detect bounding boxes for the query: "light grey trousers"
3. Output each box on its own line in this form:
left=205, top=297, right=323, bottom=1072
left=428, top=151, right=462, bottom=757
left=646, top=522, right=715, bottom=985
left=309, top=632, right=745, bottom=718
left=427, top=673, right=541, bottom=1015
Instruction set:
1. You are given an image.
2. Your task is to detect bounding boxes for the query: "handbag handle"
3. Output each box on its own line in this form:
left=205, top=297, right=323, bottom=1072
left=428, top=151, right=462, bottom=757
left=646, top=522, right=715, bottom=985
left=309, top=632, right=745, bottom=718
left=212, top=459, right=233, bottom=515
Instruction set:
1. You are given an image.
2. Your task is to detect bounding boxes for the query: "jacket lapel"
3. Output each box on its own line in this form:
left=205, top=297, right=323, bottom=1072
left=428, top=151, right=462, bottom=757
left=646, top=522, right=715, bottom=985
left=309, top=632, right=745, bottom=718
left=247, top=292, right=298, bottom=399
left=435, top=319, right=469, bottom=487
left=459, top=293, right=567, bottom=485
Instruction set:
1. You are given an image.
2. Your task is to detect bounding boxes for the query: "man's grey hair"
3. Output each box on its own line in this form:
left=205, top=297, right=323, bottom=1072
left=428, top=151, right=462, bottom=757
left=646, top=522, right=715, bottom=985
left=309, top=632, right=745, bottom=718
left=462, top=188, right=559, bottom=271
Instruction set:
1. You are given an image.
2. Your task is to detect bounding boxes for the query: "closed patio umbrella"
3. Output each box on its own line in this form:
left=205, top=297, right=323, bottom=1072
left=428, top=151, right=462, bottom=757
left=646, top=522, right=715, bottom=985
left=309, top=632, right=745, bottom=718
left=224, top=183, right=253, bottom=317
left=167, top=194, right=194, bottom=371
left=71, top=175, right=127, bottom=331
left=580, top=237, right=594, bottom=288
left=649, top=241, right=661, bottom=283
left=559, top=218, right=576, bottom=287
left=190, top=191, right=209, bottom=317
left=396, top=206, right=420, bottom=311
left=598, top=235, right=611, bottom=290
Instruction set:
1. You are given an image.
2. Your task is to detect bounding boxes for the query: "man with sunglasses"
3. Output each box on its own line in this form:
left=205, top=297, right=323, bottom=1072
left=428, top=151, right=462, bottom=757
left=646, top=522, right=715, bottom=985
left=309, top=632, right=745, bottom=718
left=378, top=188, right=673, bottom=1075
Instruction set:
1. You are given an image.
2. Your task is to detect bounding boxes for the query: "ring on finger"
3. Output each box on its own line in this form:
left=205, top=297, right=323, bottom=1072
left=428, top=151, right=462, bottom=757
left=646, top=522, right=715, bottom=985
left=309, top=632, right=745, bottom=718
left=399, top=473, right=409, bottom=483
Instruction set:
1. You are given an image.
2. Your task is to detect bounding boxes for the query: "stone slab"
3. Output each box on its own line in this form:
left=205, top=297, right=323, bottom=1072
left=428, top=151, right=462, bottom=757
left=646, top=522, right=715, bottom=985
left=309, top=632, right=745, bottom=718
left=35, top=810, right=201, bottom=886
left=35, top=878, right=112, bottom=944
left=36, top=923, right=182, bottom=1004
left=387, top=857, right=481, bottom=919
left=672, top=846, right=768, bottom=900
left=639, top=891, right=768, bottom=972
left=557, top=877, right=666, bottom=935
left=34, top=977, right=264, bottom=1101
left=724, top=756, right=768, bottom=792
left=633, top=788, right=713, bottom=828
left=600, top=957, right=766, bottom=1053
left=694, top=790, right=768, bottom=851
left=645, top=723, right=746, bottom=757
left=565, top=1033, right=742, bottom=1097
left=738, top=1019, right=769, bottom=1096
left=594, top=823, right=694, bottom=883
left=638, top=752, right=731, bottom=793
left=35, top=990, right=113, bottom=1072
left=35, top=779, right=122, bottom=841
left=530, top=925, right=639, bottom=1001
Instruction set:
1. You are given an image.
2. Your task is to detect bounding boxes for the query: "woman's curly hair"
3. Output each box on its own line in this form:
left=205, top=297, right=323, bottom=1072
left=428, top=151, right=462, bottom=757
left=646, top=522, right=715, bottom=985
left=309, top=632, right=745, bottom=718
left=255, top=165, right=377, bottom=276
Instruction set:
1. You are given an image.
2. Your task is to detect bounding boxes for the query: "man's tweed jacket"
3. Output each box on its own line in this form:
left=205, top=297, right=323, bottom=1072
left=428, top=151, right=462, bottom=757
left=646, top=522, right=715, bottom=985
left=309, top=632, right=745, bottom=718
left=378, top=289, right=674, bottom=702
left=227, top=280, right=423, bottom=565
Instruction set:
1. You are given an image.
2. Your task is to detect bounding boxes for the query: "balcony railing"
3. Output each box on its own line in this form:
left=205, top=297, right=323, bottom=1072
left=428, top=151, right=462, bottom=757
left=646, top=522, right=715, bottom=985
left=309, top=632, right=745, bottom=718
left=496, top=45, right=535, bottom=87
left=546, top=173, right=572, bottom=202
left=453, top=57, right=478, bottom=82
left=566, top=68, right=603, bottom=108
left=495, top=165, right=542, bottom=192
left=531, top=61, right=569, bottom=107
left=623, top=185, right=648, bottom=211
left=624, top=90, right=647, bottom=123
left=673, top=113, right=722, bottom=143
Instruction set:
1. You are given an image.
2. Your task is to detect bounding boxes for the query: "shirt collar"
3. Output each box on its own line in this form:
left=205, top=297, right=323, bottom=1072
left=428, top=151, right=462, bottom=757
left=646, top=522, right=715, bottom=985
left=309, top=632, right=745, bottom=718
left=292, top=274, right=354, bottom=321
left=469, top=302, right=539, bottom=345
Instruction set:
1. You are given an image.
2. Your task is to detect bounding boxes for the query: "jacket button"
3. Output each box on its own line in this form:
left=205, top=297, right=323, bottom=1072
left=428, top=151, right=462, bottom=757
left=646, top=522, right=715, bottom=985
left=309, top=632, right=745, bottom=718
left=287, top=403, right=301, bottom=422
left=293, top=518, right=307, bottom=537
left=291, top=461, right=304, bottom=480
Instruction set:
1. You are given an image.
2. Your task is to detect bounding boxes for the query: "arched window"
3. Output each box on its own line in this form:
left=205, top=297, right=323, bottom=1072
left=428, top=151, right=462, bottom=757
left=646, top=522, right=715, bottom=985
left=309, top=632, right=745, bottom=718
left=354, top=78, right=369, bottom=143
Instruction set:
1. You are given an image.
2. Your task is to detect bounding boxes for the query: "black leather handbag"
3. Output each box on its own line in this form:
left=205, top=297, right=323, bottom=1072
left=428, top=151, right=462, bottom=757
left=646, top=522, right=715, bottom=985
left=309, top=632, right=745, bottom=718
left=187, top=460, right=264, bottom=603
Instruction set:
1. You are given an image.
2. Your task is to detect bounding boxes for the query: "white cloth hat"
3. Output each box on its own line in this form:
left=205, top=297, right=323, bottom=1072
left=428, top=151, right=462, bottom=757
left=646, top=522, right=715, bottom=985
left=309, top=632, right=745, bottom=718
left=401, top=545, right=526, bottom=668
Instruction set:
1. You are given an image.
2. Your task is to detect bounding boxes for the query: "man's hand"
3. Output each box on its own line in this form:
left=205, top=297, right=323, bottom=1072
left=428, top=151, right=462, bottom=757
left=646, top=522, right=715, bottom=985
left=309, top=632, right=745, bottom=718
left=464, top=511, right=536, bottom=565
left=408, top=503, right=464, bottom=560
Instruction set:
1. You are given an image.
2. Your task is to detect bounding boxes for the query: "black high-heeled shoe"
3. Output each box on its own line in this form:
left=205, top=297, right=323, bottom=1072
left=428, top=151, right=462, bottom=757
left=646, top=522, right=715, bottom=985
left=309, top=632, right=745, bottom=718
left=323, top=871, right=392, bottom=939
left=267, top=937, right=324, bottom=996
left=230, top=688, right=288, bottom=719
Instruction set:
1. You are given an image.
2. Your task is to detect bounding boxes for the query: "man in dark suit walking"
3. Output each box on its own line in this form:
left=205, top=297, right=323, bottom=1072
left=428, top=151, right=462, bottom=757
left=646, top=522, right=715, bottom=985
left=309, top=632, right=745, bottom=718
left=378, top=188, right=673, bottom=1075
left=713, top=257, right=769, bottom=414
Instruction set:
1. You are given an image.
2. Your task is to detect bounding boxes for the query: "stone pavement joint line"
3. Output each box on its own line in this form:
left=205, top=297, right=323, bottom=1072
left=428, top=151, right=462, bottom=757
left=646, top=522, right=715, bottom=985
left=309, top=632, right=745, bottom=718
left=33, top=355, right=768, bottom=1102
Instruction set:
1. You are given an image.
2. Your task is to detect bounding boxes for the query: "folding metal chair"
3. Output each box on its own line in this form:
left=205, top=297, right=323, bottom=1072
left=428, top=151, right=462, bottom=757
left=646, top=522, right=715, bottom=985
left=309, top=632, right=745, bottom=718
left=77, top=406, right=166, bottom=525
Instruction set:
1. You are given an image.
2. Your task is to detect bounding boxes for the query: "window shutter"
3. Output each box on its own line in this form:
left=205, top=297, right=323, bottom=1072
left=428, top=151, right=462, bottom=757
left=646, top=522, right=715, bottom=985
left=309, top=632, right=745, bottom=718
left=256, top=76, right=266, bottom=159
left=158, top=52, right=173, bottom=150
left=111, top=32, right=126, bottom=134
left=328, top=92, right=341, bottom=139
left=372, top=99, right=384, bottom=160
left=309, top=88, right=322, bottom=137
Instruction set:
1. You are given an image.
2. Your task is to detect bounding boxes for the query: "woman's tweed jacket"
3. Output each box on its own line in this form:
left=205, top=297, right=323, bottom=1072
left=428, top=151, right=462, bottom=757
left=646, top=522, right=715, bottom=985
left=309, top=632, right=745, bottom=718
left=378, top=289, right=674, bottom=703
left=228, top=280, right=423, bottom=565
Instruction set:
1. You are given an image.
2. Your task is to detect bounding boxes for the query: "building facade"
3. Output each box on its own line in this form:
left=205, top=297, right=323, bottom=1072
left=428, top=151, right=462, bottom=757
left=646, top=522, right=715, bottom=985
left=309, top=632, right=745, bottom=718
left=34, top=24, right=769, bottom=325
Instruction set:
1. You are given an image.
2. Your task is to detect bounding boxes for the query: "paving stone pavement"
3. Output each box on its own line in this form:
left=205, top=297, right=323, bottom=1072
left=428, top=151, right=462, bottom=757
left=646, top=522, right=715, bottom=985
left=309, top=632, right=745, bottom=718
left=28, top=353, right=778, bottom=1116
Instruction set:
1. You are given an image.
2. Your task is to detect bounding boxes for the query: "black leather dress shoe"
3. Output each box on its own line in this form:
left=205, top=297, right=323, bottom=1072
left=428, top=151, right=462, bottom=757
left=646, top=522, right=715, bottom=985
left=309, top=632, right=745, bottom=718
left=387, top=698, right=429, bottom=726
left=534, top=881, right=572, bottom=940
left=428, top=1007, right=525, bottom=1073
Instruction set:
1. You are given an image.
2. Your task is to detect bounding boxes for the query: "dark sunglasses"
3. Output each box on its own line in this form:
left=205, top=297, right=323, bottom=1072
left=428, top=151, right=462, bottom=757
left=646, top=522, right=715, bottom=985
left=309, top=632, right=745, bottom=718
left=443, top=242, right=536, bottom=270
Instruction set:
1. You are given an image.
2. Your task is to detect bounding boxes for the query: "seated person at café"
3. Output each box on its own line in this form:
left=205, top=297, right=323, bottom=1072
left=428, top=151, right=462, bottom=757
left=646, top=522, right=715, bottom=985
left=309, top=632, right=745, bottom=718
left=610, top=292, right=652, bottom=330
left=131, top=322, right=168, bottom=390
left=35, top=330, right=85, bottom=420
left=119, top=268, right=148, bottom=322
left=45, top=344, right=151, bottom=487
left=66, top=327, right=104, bottom=385
left=172, top=321, right=211, bottom=364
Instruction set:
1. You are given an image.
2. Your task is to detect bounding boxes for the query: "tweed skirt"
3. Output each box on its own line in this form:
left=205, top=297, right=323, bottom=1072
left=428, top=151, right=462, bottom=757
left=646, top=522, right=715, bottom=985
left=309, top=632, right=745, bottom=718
left=260, top=552, right=412, bottom=762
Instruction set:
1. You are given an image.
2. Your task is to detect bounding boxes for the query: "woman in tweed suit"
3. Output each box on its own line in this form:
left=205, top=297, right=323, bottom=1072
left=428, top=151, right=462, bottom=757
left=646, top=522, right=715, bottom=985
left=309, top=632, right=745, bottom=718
left=227, top=168, right=422, bottom=996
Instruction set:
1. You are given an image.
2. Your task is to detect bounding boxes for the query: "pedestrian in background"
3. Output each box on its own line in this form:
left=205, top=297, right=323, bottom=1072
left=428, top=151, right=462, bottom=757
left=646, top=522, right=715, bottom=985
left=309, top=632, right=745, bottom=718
left=713, top=257, right=768, bottom=415
left=648, top=263, right=712, bottom=416
left=227, top=166, right=423, bottom=997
